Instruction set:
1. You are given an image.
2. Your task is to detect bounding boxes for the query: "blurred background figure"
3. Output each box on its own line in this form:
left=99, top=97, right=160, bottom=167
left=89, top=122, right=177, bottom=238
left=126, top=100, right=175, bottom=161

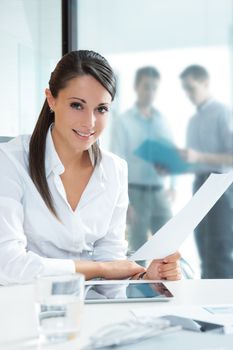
left=111, top=66, right=175, bottom=259
left=180, top=64, right=233, bottom=278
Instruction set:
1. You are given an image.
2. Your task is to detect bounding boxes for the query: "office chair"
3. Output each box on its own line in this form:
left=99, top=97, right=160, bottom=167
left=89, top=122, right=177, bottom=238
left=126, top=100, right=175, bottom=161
left=180, top=257, right=195, bottom=279
left=0, top=136, right=13, bottom=143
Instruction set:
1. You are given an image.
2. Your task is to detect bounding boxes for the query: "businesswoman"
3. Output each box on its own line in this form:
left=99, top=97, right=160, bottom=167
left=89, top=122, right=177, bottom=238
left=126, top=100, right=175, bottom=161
left=0, top=50, right=181, bottom=284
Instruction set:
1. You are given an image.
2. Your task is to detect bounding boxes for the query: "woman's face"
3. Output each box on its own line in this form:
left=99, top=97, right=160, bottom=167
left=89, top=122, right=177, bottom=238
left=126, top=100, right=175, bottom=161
left=46, top=75, right=112, bottom=155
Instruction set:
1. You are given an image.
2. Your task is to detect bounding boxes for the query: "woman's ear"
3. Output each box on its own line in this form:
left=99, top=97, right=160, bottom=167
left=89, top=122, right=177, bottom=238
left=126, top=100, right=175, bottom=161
left=45, top=88, right=55, bottom=110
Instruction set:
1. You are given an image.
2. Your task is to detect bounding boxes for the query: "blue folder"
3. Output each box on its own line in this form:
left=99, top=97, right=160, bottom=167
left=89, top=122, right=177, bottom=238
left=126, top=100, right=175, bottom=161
left=134, top=139, right=192, bottom=174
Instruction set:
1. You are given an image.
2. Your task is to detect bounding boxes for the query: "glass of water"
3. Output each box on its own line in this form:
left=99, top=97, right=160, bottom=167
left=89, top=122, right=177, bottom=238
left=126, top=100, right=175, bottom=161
left=36, top=273, right=85, bottom=343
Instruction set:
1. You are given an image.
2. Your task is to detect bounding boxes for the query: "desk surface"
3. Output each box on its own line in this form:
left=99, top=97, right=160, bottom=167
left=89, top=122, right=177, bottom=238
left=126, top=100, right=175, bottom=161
left=80, top=279, right=233, bottom=349
left=1, top=279, right=233, bottom=350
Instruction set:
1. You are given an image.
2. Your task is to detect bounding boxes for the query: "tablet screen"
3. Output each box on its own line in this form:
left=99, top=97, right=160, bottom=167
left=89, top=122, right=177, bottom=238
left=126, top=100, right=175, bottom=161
left=85, top=282, right=173, bottom=303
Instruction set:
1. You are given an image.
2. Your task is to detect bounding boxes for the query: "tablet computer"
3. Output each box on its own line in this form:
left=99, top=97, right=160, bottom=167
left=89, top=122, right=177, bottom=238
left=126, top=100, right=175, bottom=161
left=84, top=281, right=174, bottom=303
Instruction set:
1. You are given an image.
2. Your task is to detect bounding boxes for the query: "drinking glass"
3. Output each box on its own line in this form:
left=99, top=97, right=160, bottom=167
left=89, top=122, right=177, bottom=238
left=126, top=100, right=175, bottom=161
left=36, top=273, right=85, bottom=343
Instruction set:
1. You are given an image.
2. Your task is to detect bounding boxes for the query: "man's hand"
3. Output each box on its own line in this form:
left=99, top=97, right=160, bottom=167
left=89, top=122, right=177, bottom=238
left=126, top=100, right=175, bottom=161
left=154, top=164, right=169, bottom=176
left=127, top=205, right=136, bottom=225
left=179, top=148, right=202, bottom=163
left=166, top=188, right=176, bottom=202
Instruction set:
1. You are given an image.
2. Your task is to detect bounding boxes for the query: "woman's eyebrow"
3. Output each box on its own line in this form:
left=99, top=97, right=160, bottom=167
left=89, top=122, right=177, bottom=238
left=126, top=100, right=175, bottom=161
left=68, top=97, right=86, bottom=103
left=98, top=102, right=110, bottom=106
left=68, top=97, right=110, bottom=106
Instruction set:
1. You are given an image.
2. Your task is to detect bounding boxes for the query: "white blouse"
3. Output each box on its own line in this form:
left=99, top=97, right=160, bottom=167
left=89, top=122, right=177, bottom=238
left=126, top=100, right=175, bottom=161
left=0, top=129, right=128, bottom=285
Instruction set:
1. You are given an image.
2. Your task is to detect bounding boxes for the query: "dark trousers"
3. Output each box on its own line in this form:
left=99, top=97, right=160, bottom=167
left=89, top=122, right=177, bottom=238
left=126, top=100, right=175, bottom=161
left=194, top=174, right=233, bottom=278
left=126, top=185, right=172, bottom=266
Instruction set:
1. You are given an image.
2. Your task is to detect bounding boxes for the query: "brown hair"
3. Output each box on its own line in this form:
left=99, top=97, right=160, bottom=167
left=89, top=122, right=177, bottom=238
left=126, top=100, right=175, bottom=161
left=180, top=65, right=209, bottom=81
left=29, top=50, right=116, bottom=217
left=134, top=66, right=160, bottom=86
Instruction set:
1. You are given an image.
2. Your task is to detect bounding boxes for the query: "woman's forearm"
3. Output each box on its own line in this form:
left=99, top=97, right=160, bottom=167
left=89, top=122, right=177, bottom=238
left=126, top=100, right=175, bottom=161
left=74, top=259, right=145, bottom=280
left=74, top=260, right=104, bottom=280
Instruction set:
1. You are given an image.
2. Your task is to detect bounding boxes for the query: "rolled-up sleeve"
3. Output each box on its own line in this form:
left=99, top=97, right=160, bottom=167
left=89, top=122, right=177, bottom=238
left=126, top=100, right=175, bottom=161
left=0, top=150, right=75, bottom=285
left=92, top=159, right=128, bottom=261
left=218, top=107, right=233, bottom=153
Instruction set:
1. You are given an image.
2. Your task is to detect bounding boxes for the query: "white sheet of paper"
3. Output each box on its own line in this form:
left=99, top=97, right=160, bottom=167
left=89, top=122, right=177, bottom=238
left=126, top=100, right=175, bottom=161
left=129, top=172, right=233, bottom=261
left=131, top=305, right=233, bottom=326
left=204, top=306, right=233, bottom=315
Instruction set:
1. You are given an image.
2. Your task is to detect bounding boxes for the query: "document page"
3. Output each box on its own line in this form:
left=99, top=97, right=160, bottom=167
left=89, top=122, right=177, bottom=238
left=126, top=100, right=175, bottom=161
left=130, top=172, right=233, bottom=261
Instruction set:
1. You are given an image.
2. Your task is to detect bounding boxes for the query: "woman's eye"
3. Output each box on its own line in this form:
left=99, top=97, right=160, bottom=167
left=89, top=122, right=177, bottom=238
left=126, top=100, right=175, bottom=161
left=97, top=106, right=109, bottom=114
left=70, top=102, right=83, bottom=110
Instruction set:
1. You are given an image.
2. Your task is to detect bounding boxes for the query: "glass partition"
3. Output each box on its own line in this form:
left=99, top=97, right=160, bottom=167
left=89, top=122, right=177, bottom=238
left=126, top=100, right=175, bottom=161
left=77, top=0, right=233, bottom=278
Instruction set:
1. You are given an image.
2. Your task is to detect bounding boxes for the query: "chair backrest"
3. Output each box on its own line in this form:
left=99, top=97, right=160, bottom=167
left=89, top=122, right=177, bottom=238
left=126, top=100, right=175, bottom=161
left=180, top=257, right=195, bottom=279
left=0, top=136, right=13, bottom=143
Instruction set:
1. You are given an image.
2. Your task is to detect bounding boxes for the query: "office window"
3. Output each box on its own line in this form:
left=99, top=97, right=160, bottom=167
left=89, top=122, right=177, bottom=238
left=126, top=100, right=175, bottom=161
left=77, top=0, right=233, bottom=278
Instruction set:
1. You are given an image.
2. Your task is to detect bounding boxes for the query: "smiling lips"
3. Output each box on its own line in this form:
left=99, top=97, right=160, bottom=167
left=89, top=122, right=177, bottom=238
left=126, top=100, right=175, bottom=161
left=72, top=128, right=95, bottom=139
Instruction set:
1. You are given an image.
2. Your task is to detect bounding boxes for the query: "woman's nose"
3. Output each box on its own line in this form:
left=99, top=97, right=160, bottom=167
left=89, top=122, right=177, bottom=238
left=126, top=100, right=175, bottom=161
left=83, top=111, right=96, bottom=128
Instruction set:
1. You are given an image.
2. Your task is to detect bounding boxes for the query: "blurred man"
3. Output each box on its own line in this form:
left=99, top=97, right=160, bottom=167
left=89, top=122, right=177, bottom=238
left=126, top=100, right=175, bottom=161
left=180, top=64, right=233, bottom=278
left=111, top=66, right=175, bottom=258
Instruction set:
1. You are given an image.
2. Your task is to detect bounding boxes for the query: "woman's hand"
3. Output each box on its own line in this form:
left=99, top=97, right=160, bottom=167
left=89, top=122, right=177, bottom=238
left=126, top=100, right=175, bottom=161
left=75, top=260, right=145, bottom=280
left=143, top=252, right=182, bottom=281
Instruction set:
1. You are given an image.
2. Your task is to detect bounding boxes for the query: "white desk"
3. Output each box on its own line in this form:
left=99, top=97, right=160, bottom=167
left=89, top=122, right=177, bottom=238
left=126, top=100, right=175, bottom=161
left=80, top=279, right=233, bottom=350
left=1, top=279, right=233, bottom=350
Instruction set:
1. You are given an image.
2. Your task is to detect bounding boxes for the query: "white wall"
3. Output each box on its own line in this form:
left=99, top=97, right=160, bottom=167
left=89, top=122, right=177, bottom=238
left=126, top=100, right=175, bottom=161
left=0, top=0, right=61, bottom=136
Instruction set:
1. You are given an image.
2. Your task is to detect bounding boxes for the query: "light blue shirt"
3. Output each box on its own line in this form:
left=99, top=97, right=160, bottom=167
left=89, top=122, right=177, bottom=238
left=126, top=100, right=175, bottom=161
left=111, top=105, right=174, bottom=186
left=186, top=98, right=233, bottom=173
